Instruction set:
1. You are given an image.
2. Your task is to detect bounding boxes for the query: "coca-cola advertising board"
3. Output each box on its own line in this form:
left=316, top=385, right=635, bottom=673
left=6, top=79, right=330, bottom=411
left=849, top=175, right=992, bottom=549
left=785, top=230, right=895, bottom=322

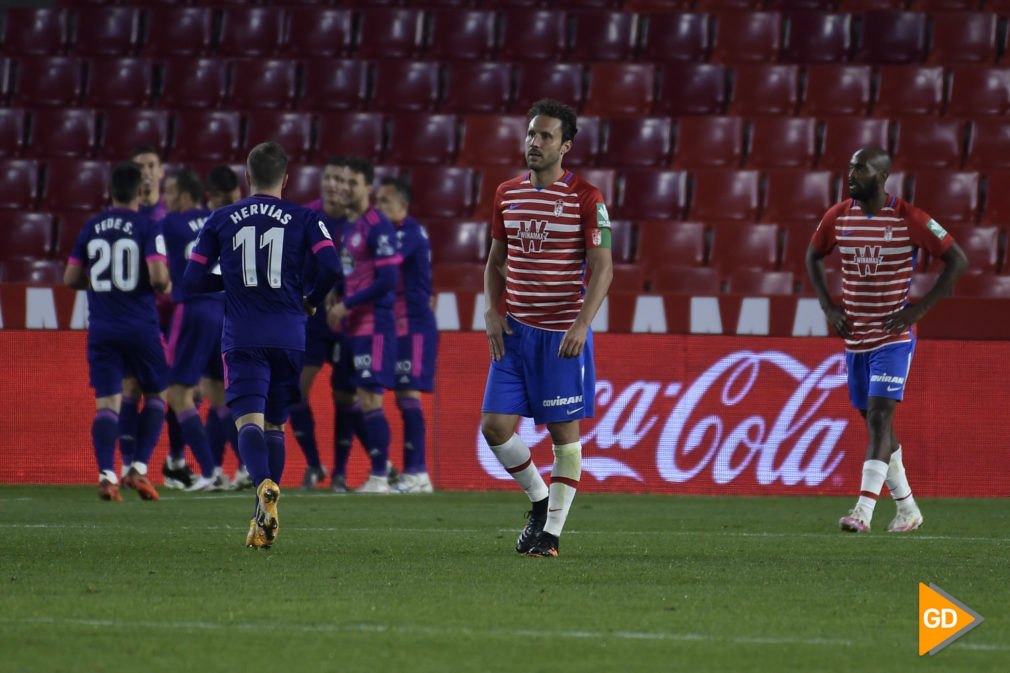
left=434, top=334, right=1010, bottom=498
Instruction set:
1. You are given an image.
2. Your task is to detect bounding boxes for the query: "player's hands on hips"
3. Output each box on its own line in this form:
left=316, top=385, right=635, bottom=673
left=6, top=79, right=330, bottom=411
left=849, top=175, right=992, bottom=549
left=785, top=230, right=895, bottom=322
left=883, top=303, right=925, bottom=333
left=559, top=321, right=588, bottom=359
left=822, top=303, right=853, bottom=338
left=485, top=310, right=512, bottom=362
left=302, top=297, right=316, bottom=317
left=327, top=301, right=348, bottom=330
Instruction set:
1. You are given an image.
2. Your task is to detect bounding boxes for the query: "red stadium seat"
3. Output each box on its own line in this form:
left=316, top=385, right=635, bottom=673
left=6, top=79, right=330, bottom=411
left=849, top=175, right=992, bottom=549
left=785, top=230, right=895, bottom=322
left=41, top=159, right=110, bottom=211
left=457, top=115, right=525, bottom=168
left=27, top=108, right=97, bottom=159
left=315, top=112, right=385, bottom=164
left=802, top=65, right=872, bottom=117
left=856, top=11, right=928, bottom=64
left=782, top=221, right=834, bottom=279
left=426, top=10, right=497, bottom=61
left=908, top=270, right=940, bottom=299
left=72, top=8, right=141, bottom=58
left=575, top=168, right=617, bottom=208
left=283, top=9, right=355, bottom=59
left=142, top=8, right=214, bottom=58
left=639, top=12, right=710, bottom=62
left=725, top=269, right=794, bottom=295
left=927, top=12, right=999, bottom=65
left=617, top=170, right=688, bottom=220
left=883, top=170, right=908, bottom=199
left=426, top=220, right=488, bottom=264
left=965, top=119, right=1010, bottom=171
left=159, top=58, right=229, bottom=109
left=499, top=10, right=567, bottom=62
left=907, top=170, right=980, bottom=225
left=601, top=117, right=673, bottom=168
left=282, top=164, right=320, bottom=206
left=609, top=264, right=646, bottom=293
left=98, top=109, right=170, bottom=161
left=244, top=111, right=312, bottom=162
left=583, top=64, right=655, bottom=117
left=0, top=109, right=26, bottom=158
left=671, top=116, right=744, bottom=170
left=0, top=57, right=9, bottom=104
left=709, top=222, right=780, bottom=274
left=372, top=61, right=440, bottom=113
left=624, top=0, right=694, bottom=8
left=728, top=64, right=800, bottom=116
left=230, top=59, right=298, bottom=110
left=818, top=117, right=890, bottom=171
left=0, top=257, right=65, bottom=284
left=513, top=63, right=584, bottom=115
left=873, top=66, right=945, bottom=117
left=932, top=224, right=999, bottom=274
left=442, top=62, right=512, bottom=115
left=171, top=110, right=242, bottom=162
left=52, top=211, right=89, bottom=260
left=690, top=169, right=761, bottom=224
left=608, top=219, right=634, bottom=263
left=697, top=0, right=763, bottom=8
left=408, top=167, right=475, bottom=219
left=431, top=262, right=485, bottom=292
left=982, top=172, right=1010, bottom=224
left=892, top=118, right=966, bottom=170
left=946, top=66, right=1010, bottom=117
left=761, top=170, right=836, bottom=226
left=12, top=57, right=82, bottom=108
left=0, top=212, right=53, bottom=259
left=651, top=265, right=721, bottom=294
left=217, top=8, right=284, bottom=58
left=565, top=116, right=601, bottom=168
left=782, top=12, right=852, bottom=63
left=954, top=274, right=1010, bottom=298
left=710, top=11, right=783, bottom=64
left=1, top=8, right=68, bottom=57
left=910, top=0, right=982, bottom=8
left=473, top=166, right=522, bottom=220
left=636, top=220, right=706, bottom=273
left=746, top=117, right=817, bottom=170
left=569, top=11, right=639, bottom=62
left=299, top=59, right=369, bottom=112
left=356, top=9, right=425, bottom=60
left=83, top=57, right=153, bottom=108
left=655, top=63, right=727, bottom=116
left=385, top=113, right=458, bottom=166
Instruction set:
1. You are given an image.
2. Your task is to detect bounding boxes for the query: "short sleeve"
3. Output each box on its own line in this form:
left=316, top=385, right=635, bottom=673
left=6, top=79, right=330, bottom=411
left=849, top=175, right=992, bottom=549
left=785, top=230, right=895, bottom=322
left=307, top=212, right=336, bottom=256
left=68, top=221, right=89, bottom=265
left=579, top=185, right=610, bottom=250
left=145, top=218, right=167, bottom=263
left=905, top=205, right=954, bottom=258
left=491, top=182, right=507, bottom=241
left=810, top=208, right=838, bottom=254
left=190, top=212, right=221, bottom=265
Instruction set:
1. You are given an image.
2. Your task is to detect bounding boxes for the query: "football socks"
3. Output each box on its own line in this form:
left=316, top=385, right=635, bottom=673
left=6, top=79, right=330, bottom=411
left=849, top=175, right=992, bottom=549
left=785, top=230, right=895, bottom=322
left=289, top=402, right=321, bottom=469
left=177, top=407, right=216, bottom=478
left=490, top=433, right=549, bottom=504
left=206, top=406, right=226, bottom=467
left=544, top=442, right=582, bottom=537
left=362, top=409, right=391, bottom=476
left=886, top=446, right=918, bottom=511
left=397, top=397, right=426, bottom=474
left=136, top=398, right=167, bottom=466
left=237, top=423, right=270, bottom=488
left=265, top=429, right=285, bottom=484
left=118, top=396, right=139, bottom=469
left=92, top=408, right=119, bottom=476
left=856, top=459, right=889, bottom=516
left=166, top=408, right=186, bottom=463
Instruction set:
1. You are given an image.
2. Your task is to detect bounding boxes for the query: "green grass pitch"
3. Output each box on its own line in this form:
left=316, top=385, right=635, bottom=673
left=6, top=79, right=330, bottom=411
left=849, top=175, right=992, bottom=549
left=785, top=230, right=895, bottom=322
left=1, top=487, right=1007, bottom=673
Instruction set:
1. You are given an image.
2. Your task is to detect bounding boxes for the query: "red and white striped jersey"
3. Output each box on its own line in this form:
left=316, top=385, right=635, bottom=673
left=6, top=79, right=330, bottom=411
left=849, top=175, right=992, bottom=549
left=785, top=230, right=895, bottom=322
left=811, top=194, right=954, bottom=352
left=491, top=171, right=609, bottom=331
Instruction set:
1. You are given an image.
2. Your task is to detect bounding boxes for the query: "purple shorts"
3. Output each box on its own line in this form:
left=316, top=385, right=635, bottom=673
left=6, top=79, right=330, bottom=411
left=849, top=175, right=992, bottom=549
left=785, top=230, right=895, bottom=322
left=88, top=327, right=169, bottom=398
left=166, top=299, right=224, bottom=386
left=395, top=316, right=438, bottom=392
left=223, top=347, right=304, bottom=425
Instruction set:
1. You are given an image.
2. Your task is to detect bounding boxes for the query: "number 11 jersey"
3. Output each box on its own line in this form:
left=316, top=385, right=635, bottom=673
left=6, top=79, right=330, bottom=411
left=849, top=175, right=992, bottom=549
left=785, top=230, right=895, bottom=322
left=189, top=194, right=337, bottom=352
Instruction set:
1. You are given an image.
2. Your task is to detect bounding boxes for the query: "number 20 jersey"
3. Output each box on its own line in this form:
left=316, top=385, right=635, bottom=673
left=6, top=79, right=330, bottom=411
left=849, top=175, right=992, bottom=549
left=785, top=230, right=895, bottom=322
left=190, top=194, right=336, bottom=352
left=68, top=207, right=165, bottom=335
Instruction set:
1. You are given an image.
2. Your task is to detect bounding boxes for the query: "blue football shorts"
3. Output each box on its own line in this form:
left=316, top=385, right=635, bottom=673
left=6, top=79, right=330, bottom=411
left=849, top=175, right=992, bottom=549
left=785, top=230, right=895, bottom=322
left=845, top=339, right=916, bottom=410
left=166, top=299, right=224, bottom=386
left=395, top=313, right=438, bottom=392
left=88, top=326, right=169, bottom=398
left=223, top=347, right=304, bottom=425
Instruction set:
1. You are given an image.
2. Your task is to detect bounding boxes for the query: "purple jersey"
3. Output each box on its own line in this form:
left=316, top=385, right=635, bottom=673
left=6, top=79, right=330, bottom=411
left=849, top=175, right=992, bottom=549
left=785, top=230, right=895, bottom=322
left=394, top=216, right=433, bottom=319
left=139, top=197, right=168, bottom=222
left=303, top=200, right=347, bottom=298
left=342, top=207, right=402, bottom=336
left=186, top=195, right=340, bottom=352
left=161, top=208, right=218, bottom=304
left=68, top=207, right=166, bottom=334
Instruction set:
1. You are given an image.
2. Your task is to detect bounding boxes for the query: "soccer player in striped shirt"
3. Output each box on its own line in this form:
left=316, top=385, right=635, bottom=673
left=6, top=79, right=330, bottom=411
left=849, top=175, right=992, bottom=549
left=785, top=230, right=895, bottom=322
left=481, top=99, right=613, bottom=557
left=807, top=147, right=968, bottom=534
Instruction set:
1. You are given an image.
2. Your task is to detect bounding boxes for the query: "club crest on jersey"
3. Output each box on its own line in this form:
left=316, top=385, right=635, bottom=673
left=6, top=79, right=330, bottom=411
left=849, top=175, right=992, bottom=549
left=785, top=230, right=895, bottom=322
left=554, top=200, right=565, bottom=217
left=591, top=228, right=602, bottom=246
left=854, top=245, right=883, bottom=276
left=518, top=219, right=549, bottom=253
left=884, top=225, right=893, bottom=241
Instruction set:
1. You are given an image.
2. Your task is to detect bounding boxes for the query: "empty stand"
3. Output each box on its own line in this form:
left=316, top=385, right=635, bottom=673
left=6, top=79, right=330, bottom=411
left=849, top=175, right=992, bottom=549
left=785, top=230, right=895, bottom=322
left=569, top=11, right=638, bottom=62
left=600, top=117, right=673, bottom=168
left=142, top=7, right=214, bottom=58
left=98, top=109, right=170, bottom=160
left=710, top=11, right=783, bottom=63
left=1, top=8, right=67, bottom=57
left=158, top=58, right=229, bottom=109
left=908, top=271, right=940, bottom=299
left=244, top=111, right=312, bottom=162
left=818, top=117, right=890, bottom=170
left=514, top=63, right=584, bottom=114
left=746, top=117, right=818, bottom=170
left=761, top=170, right=836, bottom=226
left=0, top=109, right=26, bottom=158
left=583, top=63, right=655, bottom=117
left=802, top=65, right=872, bottom=117
left=965, top=119, right=1010, bottom=171
left=372, top=60, right=440, bottom=113
left=709, top=222, right=780, bottom=273
left=457, top=115, right=525, bottom=167
left=564, top=116, right=602, bottom=168
left=473, top=166, right=527, bottom=220
left=315, top=112, right=385, bottom=164
left=954, top=274, right=1010, bottom=298
left=781, top=222, right=831, bottom=278
left=426, top=10, right=497, bottom=61
left=426, top=220, right=488, bottom=264
left=891, top=118, right=966, bottom=170
left=283, top=164, right=321, bottom=206
left=946, top=66, right=1010, bottom=117
left=618, top=170, right=688, bottom=220
left=725, top=269, right=795, bottom=295
left=934, top=224, right=999, bottom=274
left=408, top=167, right=475, bottom=219
left=385, top=113, right=458, bottom=166
left=671, top=116, right=744, bottom=169
left=12, top=57, right=82, bottom=108
left=639, top=12, right=710, bottom=62
left=356, top=9, right=425, bottom=60
left=926, top=12, right=999, bottom=65
left=608, top=219, right=634, bottom=263
left=907, top=170, right=980, bottom=225
left=72, top=7, right=140, bottom=57
left=980, top=172, right=1010, bottom=223
left=27, top=109, right=97, bottom=159
left=441, top=62, right=512, bottom=114
left=689, top=169, right=761, bottom=223
left=283, top=8, right=355, bottom=59
left=499, top=10, right=567, bottom=62
left=84, top=57, right=153, bottom=108
left=728, top=64, right=800, bottom=116
left=230, top=59, right=298, bottom=110
left=576, top=168, right=618, bottom=208
left=52, top=211, right=89, bottom=260
left=855, top=11, right=928, bottom=64
left=299, top=59, right=369, bottom=112
left=0, top=258, right=65, bottom=284
left=42, top=160, right=110, bottom=211
left=431, top=263, right=486, bottom=292
left=635, top=220, right=706, bottom=272
left=609, top=264, right=646, bottom=293
left=0, top=212, right=53, bottom=259
left=782, top=11, right=852, bottom=63
left=873, top=65, right=945, bottom=117
left=651, top=266, right=721, bottom=294
left=217, top=7, right=284, bottom=58
left=655, top=64, right=727, bottom=116
left=171, top=110, right=242, bottom=162
left=0, top=58, right=8, bottom=104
